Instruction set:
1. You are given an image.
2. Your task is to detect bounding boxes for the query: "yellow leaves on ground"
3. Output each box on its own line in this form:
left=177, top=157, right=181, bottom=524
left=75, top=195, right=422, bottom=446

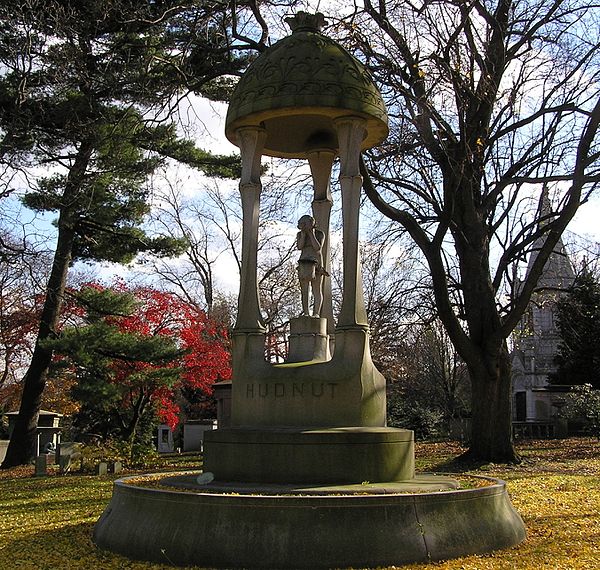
left=403, top=438, right=600, bottom=570
left=0, top=438, right=598, bottom=569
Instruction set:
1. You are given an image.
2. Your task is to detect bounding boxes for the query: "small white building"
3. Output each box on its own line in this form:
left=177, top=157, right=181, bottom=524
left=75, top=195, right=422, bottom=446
left=156, top=420, right=217, bottom=453
left=183, top=419, right=217, bottom=452
left=3, top=409, right=63, bottom=457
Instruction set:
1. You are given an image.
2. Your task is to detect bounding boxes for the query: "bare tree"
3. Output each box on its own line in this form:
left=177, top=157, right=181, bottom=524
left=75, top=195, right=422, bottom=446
left=151, top=164, right=307, bottom=335
left=152, top=178, right=234, bottom=313
left=333, top=0, right=600, bottom=461
left=0, top=231, right=49, bottom=395
left=358, top=234, right=432, bottom=370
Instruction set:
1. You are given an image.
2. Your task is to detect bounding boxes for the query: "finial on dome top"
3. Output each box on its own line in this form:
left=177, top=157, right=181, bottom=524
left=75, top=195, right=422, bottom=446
left=285, top=11, right=327, bottom=33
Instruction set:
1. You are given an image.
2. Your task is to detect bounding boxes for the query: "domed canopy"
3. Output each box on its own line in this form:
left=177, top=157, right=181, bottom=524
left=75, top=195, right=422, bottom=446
left=225, top=12, right=388, bottom=158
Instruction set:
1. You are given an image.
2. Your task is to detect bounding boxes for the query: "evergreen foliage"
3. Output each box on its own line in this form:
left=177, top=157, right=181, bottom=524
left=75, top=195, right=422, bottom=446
left=0, top=0, right=243, bottom=467
left=561, top=384, right=600, bottom=439
left=552, top=270, right=600, bottom=389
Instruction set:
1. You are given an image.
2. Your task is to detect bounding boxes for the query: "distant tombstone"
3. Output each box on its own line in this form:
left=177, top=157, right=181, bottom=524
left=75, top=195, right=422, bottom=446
left=96, top=462, right=108, bottom=476
left=34, top=455, right=48, bottom=477
left=57, top=441, right=82, bottom=474
left=157, top=425, right=174, bottom=453
left=111, top=461, right=123, bottom=474
left=0, top=440, right=8, bottom=464
left=59, top=454, right=72, bottom=474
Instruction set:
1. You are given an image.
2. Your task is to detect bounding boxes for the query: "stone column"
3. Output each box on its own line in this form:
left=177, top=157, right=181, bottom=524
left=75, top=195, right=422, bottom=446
left=334, top=117, right=368, bottom=329
left=307, top=149, right=335, bottom=336
left=235, top=126, right=267, bottom=332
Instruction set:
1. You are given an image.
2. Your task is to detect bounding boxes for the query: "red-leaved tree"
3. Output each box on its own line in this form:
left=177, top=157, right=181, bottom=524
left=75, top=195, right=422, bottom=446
left=54, top=283, right=231, bottom=443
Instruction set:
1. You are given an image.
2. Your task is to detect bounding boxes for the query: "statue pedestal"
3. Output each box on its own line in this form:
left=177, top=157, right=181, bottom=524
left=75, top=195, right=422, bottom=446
left=287, top=316, right=330, bottom=362
left=204, top=426, right=414, bottom=484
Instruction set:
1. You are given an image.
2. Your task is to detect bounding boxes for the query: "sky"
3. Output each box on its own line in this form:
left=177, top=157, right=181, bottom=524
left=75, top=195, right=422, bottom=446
left=5, top=3, right=599, bottom=300
left=8, top=88, right=598, bottom=302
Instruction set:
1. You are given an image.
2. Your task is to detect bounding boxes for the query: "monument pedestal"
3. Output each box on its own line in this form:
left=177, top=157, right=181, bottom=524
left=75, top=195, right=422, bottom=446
left=204, top=426, right=414, bottom=484
left=287, top=316, right=330, bottom=362
left=230, top=328, right=386, bottom=428
left=94, top=472, right=526, bottom=568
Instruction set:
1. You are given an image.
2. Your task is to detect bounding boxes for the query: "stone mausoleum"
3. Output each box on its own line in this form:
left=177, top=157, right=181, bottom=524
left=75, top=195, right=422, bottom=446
left=511, top=192, right=575, bottom=436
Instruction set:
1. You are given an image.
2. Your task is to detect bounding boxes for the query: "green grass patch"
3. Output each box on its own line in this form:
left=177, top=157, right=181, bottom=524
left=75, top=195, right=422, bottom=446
left=0, top=438, right=598, bottom=569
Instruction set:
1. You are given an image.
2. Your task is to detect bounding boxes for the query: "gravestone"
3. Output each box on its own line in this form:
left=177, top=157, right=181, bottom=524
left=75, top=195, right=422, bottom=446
left=156, top=424, right=174, bottom=453
left=34, top=455, right=47, bottom=477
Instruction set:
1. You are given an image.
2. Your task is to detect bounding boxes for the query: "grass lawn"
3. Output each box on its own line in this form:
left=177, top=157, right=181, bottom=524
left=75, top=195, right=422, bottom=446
left=0, top=438, right=598, bottom=569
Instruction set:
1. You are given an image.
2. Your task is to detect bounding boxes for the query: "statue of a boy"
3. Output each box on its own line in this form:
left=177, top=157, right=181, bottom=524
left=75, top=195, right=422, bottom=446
left=296, top=215, right=327, bottom=317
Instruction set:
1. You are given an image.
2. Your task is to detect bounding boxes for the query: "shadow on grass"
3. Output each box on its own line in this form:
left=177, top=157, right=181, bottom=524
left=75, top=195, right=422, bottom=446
left=0, top=495, right=110, bottom=520
left=0, top=475, right=115, bottom=512
left=420, top=451, right=522, bottom=474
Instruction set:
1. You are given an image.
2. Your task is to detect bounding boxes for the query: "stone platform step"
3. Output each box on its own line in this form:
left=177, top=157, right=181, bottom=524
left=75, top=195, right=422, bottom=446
left=161, top=472, right=459, bottom=495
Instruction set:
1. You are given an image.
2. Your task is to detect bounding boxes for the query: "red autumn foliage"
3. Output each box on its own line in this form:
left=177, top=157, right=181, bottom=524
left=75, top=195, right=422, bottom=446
left=121, top=284, right=230, bottom=429
left=76, top=282, right=231, bottom=431
left=0, top=291, right=43, bottom=392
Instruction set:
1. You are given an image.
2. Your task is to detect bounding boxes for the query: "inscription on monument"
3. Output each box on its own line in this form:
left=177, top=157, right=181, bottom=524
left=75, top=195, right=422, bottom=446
left=246, top=382, right=338, bottom=399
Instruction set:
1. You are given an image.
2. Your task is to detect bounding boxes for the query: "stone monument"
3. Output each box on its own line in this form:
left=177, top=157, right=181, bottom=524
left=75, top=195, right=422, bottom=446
left=202, top=11, right=409, bottom=482
left=93, top=13, right=526, bottom=568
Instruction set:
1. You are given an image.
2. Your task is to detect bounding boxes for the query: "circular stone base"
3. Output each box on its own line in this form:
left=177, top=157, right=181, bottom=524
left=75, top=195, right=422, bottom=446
left=203, top=427, right=415, bottom=484
left=162, top=472, right=460, bottom=494
left=93, top=473, right=526, bottom=569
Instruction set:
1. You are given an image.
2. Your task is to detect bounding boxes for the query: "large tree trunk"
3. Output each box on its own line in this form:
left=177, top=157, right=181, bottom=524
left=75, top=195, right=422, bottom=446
left=450, top=190, right=519, bottom=463
left=465, top=342, right=519, bottom=462
left=1, top=143, right=91, bottom=469
left=0, top=223, right=76, bottom=468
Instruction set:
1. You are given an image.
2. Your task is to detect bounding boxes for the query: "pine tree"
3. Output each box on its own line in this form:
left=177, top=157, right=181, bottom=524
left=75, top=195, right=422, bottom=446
left=551, top=269, right=600, bottom=389
left=0, top=0, right=241, bottom=467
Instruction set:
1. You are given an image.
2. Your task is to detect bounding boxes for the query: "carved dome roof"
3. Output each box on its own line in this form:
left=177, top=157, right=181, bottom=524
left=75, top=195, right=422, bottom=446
left=225, top=13, right=388, bottom=158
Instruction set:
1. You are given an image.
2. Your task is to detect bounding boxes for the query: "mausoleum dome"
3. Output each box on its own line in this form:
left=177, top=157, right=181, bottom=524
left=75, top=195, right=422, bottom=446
left=225, top=12, right=388, bottom=158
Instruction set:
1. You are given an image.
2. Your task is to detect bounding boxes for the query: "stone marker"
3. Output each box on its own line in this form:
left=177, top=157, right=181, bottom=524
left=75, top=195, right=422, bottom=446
left=59, top=454, right=71, bottom=474
left=34, top=455, right=47, bottom=477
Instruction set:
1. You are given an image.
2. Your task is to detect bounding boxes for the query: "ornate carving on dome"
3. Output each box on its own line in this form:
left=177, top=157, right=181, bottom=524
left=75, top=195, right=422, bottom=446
left=226, top=32, right=388, bottom=130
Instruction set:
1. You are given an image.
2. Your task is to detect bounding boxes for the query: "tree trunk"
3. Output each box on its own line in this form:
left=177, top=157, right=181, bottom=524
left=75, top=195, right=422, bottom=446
left=122, top=392, right=148, bottom=444
left=449, top=188, right=519, bottom=463
left=465, top=342, right=519, bottom=462
left=1, top=142, right=92, bottom=469
left=1, top=224, right=76, bottom=467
